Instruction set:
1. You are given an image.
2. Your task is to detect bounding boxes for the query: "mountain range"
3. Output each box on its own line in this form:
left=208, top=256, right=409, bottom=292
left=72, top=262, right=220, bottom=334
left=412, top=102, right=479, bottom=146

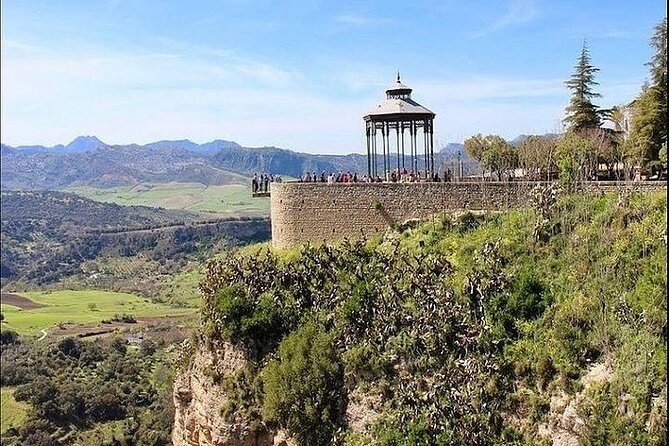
left=1, top=136, right=480, bottom=190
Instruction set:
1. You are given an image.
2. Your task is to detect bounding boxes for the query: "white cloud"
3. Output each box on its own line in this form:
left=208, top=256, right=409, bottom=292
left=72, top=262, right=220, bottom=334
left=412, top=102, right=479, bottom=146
left=2, top=38, right=638, bottom=154
left=335, top=13, right=393, bottom=27
left=473, top=0, right=539, bottom=37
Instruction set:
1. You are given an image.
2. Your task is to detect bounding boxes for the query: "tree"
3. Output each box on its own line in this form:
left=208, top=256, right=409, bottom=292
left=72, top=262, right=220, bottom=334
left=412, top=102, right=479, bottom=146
left=464, top=134, right=517, bottom=180
left=648, top=18, right=667, bottom=98
left=623, top=18, right=667, bottom=175
left=518, top=136, right=558, bottom=180
left=262, top=322, right=344, bottom=445
left=564, top=41, right=603, bottom=133
left=555, top=132, right=597, bottom=188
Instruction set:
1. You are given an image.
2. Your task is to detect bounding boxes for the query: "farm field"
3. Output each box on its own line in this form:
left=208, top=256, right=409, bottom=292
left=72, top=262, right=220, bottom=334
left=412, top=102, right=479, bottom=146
left=65, top=182, right=270, bottom=217
left=0, top=387, right=29, bottom=434
left=0, top=290, right=196, bottom=336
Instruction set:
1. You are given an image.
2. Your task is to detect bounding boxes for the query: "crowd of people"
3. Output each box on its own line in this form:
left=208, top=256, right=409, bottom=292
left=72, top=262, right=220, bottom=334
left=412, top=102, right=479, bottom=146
left=251, top=168, right=456, bottom=192
left=251, top=173, right=282, bottom=193
left=299, top=167, right=455, bottom=184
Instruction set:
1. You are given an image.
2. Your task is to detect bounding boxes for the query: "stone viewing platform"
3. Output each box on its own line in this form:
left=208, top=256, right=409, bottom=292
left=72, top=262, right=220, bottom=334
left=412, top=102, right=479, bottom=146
left=269, top=181, right=666, bottom=249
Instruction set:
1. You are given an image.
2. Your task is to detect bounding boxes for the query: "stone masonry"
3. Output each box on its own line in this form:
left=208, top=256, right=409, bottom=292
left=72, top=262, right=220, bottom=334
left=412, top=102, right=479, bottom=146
left=269, top=181, right=666, bottom=249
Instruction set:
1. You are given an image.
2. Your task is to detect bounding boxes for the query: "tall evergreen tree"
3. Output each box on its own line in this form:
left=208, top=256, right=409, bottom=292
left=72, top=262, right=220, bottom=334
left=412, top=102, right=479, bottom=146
left=647, top=18, right=667, bottom=149
left=564, top=41, right=602, bottom=133
left=626, top=18, right=667, bottom=167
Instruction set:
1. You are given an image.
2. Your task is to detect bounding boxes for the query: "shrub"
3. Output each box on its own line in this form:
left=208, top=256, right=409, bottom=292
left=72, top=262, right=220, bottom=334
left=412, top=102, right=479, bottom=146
left=1, top=329, right=19, bottom=345
left=215, top=285, right=288, bottom=353
left=262, top=321, right=345, bottom=445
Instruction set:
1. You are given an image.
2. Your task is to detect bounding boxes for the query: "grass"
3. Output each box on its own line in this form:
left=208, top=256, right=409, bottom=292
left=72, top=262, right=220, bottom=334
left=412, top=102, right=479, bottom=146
left=65, top=182, right=270, bottom=217
left=1, top=387, right=29, bottom=433
left=0, top=289, right=195, bottom=336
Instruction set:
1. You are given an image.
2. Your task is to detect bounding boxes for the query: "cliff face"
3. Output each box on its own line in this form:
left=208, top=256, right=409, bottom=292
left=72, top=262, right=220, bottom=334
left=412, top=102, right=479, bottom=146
left=172, top=340, right=293, bottom=446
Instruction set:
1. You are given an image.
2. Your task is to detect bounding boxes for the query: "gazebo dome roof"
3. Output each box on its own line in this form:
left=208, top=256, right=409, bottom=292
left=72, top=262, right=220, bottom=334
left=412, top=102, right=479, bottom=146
left=364, top=74, right=435, bottom=120
left=366, top=98, right=434, bottom=118
left=385, top=78, right=412, bottom=96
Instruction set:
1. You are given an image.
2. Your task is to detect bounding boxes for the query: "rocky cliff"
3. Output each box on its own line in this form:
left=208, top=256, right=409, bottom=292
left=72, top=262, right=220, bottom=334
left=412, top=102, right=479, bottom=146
left=172, top=339, right=296, bottom=446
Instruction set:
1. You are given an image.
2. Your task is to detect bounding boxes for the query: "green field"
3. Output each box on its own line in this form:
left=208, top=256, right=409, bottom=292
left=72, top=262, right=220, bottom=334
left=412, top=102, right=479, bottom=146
left=65, top=182, right=270, bottom=217
left=0, top=290, right=195, bottom=336
left=1, top=387, right=29, bottom=433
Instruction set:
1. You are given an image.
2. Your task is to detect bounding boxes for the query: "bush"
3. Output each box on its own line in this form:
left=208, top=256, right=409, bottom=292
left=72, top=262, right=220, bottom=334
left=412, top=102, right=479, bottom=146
left=215, top=285, right=287, bottom=353
left=1, top=329, right=19, bottom=345
left=262, top=322, right=345, bottom=445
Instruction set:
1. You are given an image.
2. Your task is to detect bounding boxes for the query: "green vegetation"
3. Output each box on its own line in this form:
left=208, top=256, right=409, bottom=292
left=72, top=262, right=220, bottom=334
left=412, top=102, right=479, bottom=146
left=0, top=290, right=193, bottom=335
left=1, top=333, right=179, bottom=445
left=66, top=182, right=269, bottom=217
left=465, top=18, right=667, bottom=183
left=1, top=190, right=270, bottom=297
left=563, top=41, right=603, bottom=132
left=262, top=322, right=345, bottom=445
left=464, top=134, right=517, bottom=180
left=625, top=18, right=667, bottom=168
left=1, top=388, right=29, bottom=434
left=197, top=189, right=666, bottom=445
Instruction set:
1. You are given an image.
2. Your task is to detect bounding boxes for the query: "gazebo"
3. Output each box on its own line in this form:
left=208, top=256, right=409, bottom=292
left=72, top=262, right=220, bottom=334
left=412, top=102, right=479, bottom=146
left=364, top=73, right=436, bottom=180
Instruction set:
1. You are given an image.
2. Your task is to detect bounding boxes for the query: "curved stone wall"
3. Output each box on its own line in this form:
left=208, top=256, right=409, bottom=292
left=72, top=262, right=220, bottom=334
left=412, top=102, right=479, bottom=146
left=270, top=182, right=526, bottom=249
left=269, top=181, right=666, bottom=249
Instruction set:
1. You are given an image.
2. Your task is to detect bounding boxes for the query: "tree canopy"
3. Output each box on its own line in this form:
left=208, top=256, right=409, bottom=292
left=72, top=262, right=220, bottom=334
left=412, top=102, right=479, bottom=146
left=626, top=17, right=667, bottom=168
left=564, top=41, right=603, bottom=133
left=464, top=134, right=517, bottom=180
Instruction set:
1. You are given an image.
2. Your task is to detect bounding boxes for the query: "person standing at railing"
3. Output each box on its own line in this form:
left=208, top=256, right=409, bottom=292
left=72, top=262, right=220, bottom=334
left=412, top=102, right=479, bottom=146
left=252, top=173, right=259, bottom=193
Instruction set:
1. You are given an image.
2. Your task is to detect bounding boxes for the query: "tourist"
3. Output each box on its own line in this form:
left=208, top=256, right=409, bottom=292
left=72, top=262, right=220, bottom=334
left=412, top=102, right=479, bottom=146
left=252, top=173, right=258, bottom=193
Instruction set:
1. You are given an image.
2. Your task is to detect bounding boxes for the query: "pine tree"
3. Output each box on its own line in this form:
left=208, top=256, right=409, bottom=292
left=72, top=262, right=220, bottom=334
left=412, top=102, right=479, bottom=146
left=564, top=41, right=602, bottom=133
left=626, top=18, right=667, bottom=167
left=646, top=18, right=667, bottom=150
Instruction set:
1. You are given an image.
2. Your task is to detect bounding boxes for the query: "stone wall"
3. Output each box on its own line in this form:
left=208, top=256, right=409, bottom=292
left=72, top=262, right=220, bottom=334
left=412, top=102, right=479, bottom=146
left=269, top=181, right=666, bottom=249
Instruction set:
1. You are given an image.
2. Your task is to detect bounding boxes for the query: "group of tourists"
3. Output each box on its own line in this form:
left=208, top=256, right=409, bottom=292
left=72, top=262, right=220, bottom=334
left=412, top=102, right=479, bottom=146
left=299, top=167, right=455, bottom=184
left=251, top=173, right=282, bottom=193
left=300, top=171, right=360, bottom=183
left=251, top=167, right=456, bottom=192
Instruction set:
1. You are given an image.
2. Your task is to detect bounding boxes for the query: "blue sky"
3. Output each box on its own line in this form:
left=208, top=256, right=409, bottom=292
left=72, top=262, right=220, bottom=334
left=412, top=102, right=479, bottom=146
left=1, top=0, right=666, bottom=154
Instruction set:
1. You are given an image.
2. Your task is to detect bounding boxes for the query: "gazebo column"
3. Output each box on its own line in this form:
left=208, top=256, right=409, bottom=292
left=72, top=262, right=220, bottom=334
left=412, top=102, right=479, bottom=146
left=429, top=119, right=435, bottom=180
left=411, top=121, right=417, bottom=174
left=366, top=124, right=371, bottom=177
left=382, top=123, right=387, bottom=180
left=423, top=120, right=429, bottom=179
left=401, top=122, right=405, bottom=169
left=372, top=124, right=377, bottom=177
left=395, top=123, right=400, bottom=174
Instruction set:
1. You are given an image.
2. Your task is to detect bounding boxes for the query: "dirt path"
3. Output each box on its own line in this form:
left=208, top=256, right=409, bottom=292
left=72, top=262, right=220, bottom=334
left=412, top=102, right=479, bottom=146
left=0, top=293, right=45, bottom=310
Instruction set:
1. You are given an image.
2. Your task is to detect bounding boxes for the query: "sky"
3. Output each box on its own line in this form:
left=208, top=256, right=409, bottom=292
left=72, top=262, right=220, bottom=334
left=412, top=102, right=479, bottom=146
left=1, top=0, right=666, bottom=154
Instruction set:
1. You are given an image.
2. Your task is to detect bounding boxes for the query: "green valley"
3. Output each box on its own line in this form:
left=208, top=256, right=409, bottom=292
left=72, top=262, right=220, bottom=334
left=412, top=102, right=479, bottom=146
left=1, top=290, right=195, bottom=336
left=65, top=182, right=269, bottom=218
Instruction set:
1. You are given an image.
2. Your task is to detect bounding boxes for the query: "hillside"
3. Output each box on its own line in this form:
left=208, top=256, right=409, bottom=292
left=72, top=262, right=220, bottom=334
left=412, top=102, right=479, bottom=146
left=0, top=190, right=271, bottom=294
left=1, top=137, right=480, bottom=190
left=174, top=188, right=667, bottom=445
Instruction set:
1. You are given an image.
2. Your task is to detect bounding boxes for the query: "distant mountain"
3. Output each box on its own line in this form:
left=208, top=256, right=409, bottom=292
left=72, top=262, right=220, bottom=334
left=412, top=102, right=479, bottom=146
left=509, top=133, right=559, bottom=147
left=439, top=143, right=465, bottom=155
left=1, top=136, right=483, bottom=190
left=10, top=135, right=104, bottom=154
left=145, top=139, right=201, bottom=152
left=61, top=135, right=105, bottom=153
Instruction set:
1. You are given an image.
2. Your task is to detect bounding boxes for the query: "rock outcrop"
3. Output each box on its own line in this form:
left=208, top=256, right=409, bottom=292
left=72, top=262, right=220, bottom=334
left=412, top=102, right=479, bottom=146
left=172, top=339, right=274, bottom=446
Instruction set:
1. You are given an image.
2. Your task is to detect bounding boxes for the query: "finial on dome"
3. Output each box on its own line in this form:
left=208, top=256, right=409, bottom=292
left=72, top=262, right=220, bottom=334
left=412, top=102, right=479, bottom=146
left=397, top=70, right=400, bottom=82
